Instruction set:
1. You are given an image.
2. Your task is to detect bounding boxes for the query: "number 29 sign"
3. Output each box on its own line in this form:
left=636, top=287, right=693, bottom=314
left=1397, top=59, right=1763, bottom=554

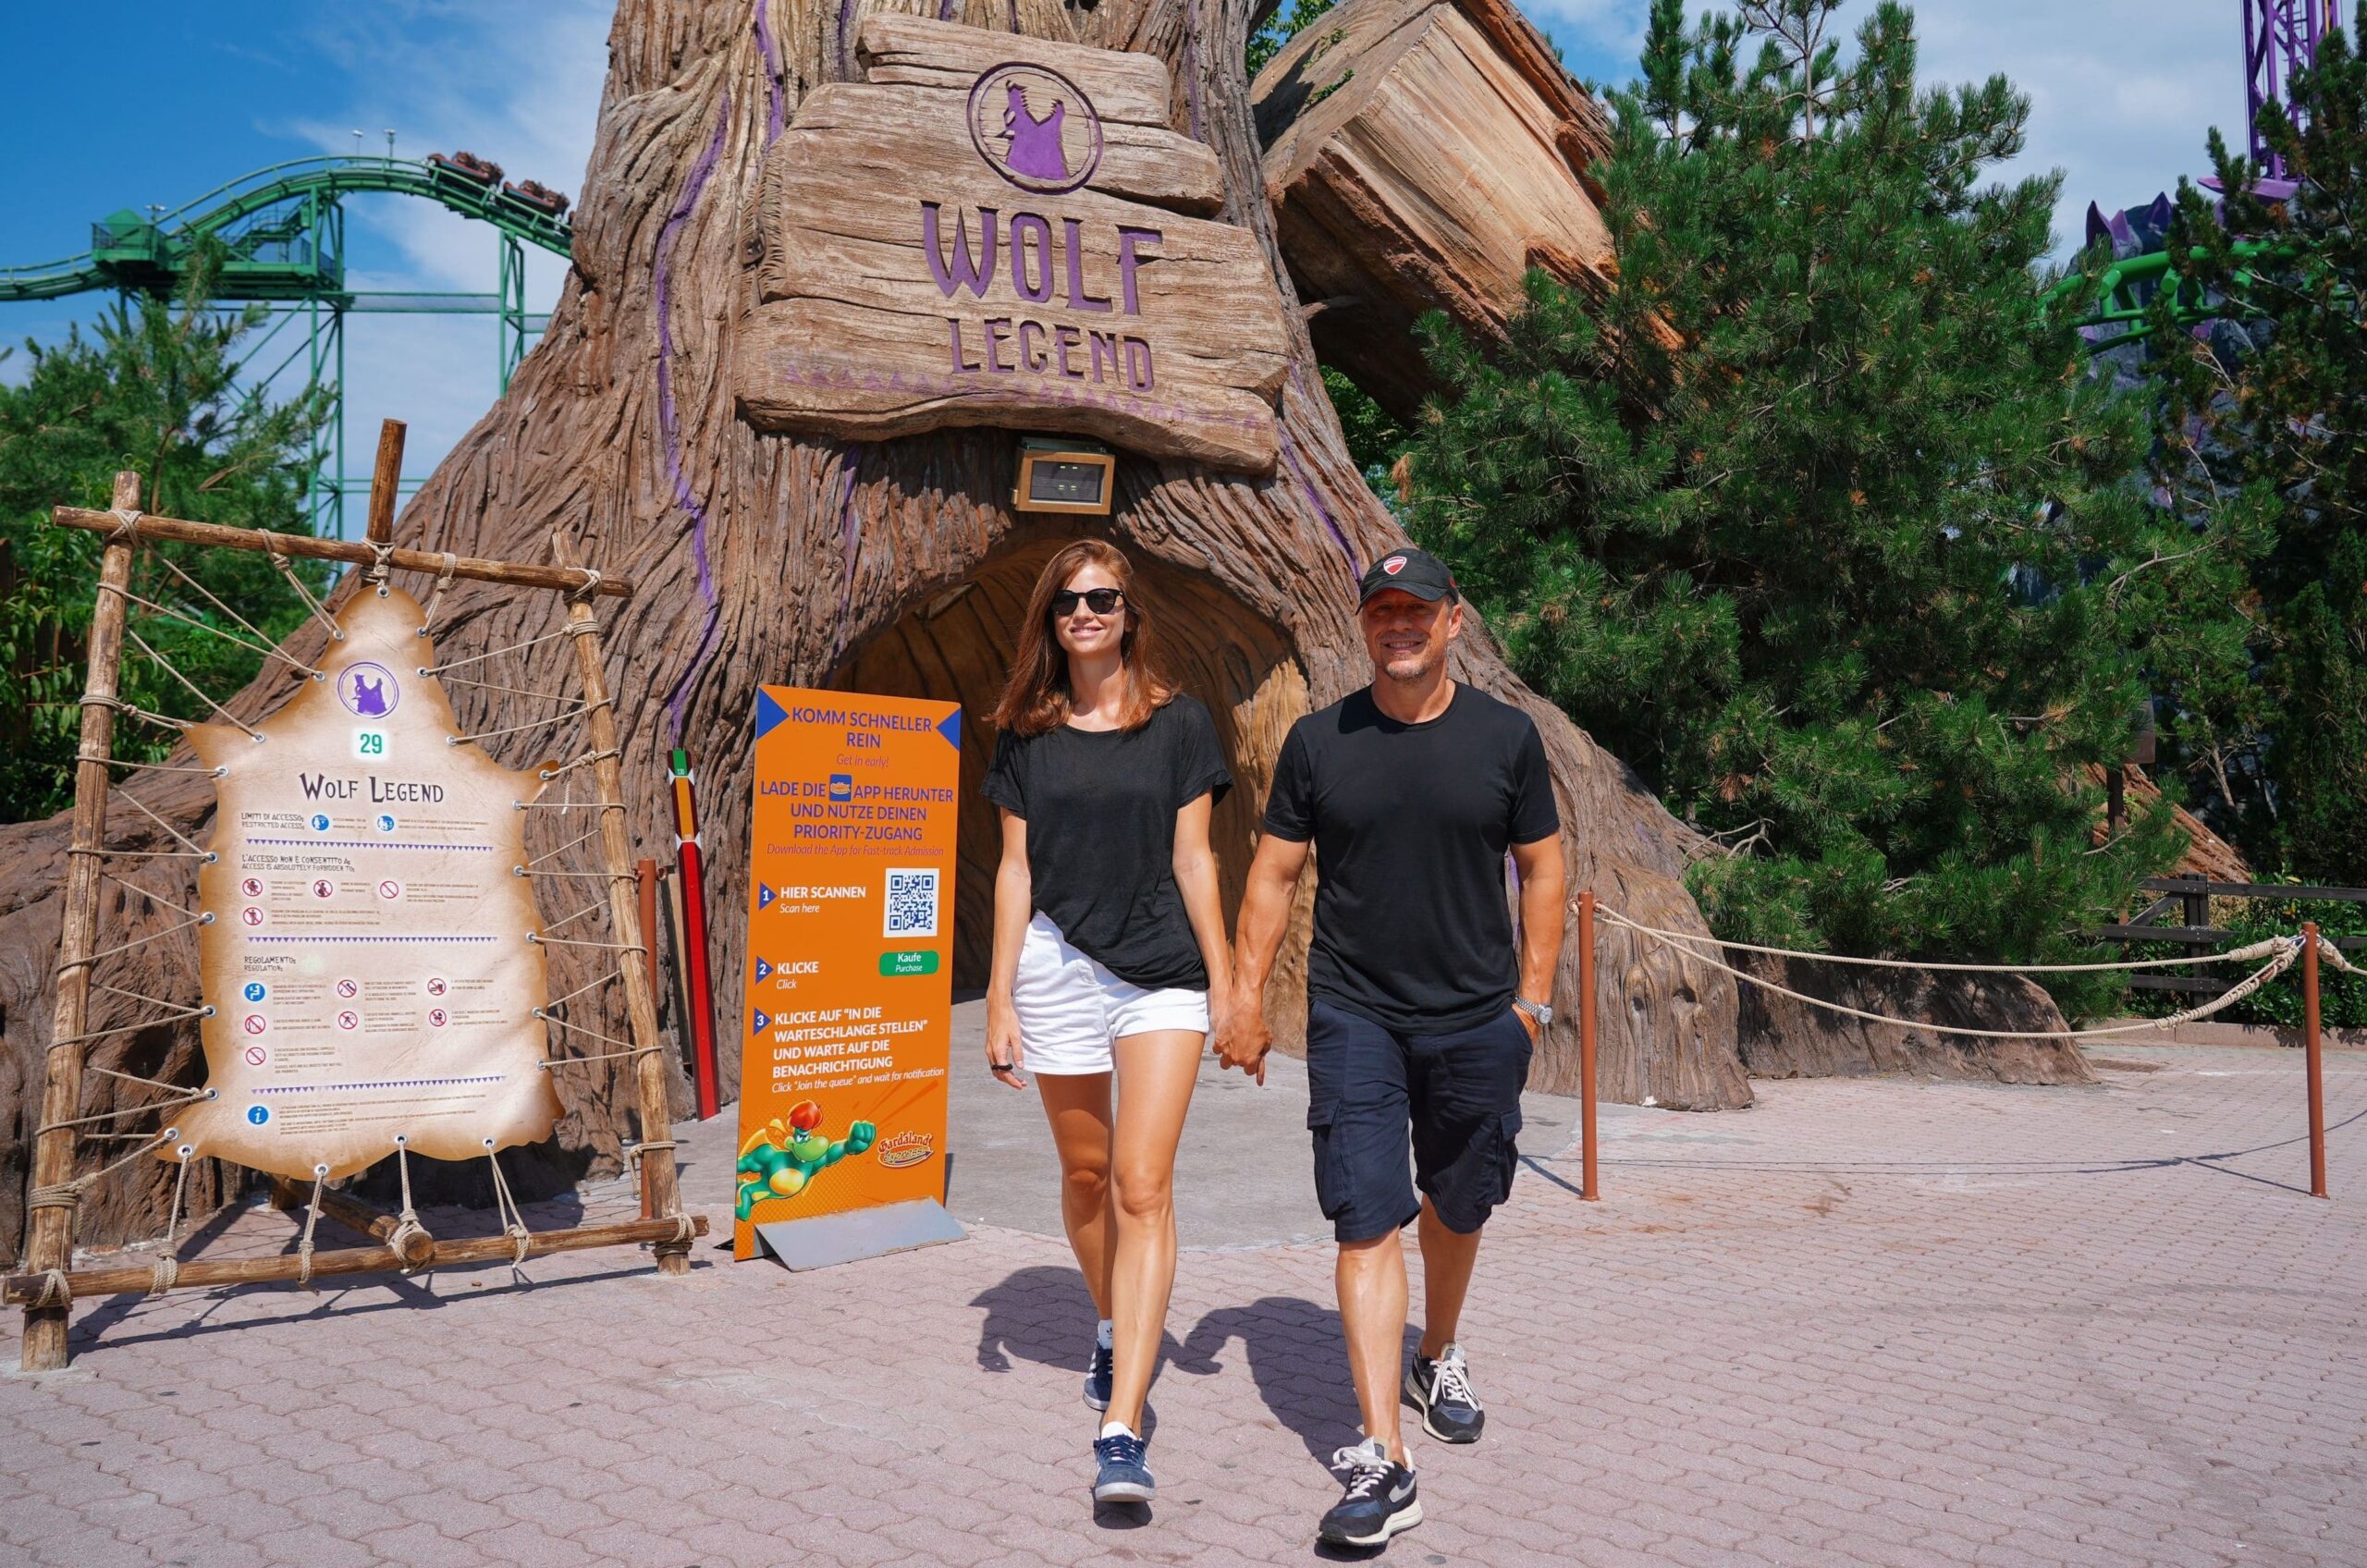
left=733, top=685, right=962, bottom=1259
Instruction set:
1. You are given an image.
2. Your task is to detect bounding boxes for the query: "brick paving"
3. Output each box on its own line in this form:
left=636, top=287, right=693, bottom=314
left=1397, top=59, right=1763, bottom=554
left=4, top=1037, right=2362, bottom=1567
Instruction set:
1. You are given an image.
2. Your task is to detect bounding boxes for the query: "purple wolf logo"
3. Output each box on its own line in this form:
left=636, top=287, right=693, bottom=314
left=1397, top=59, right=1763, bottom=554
left=337, top=662, right=399, bottom=718
left=967, top=63, right=1102, bottom=195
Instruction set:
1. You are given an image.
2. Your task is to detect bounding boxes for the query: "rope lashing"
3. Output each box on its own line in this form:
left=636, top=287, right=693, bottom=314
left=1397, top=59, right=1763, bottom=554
left=152, top=550, right=325, bottom=680
left=363, top=539, right=398, bottom=593
left=28, top=1269, right=70, bottom=1312
left=107, top=507, right=144, bottom=542
left=537, top=748, right=620, bottom=782
left=565, top=567, right=605, bottom=604
left=26, top=1184, right=82, bottom=1212
left=2314, top=935, right=2361, bottom=977
left=1600, top=906, right=2306, bottom=1042
left=386, top=1136, right=431, bottom=1273
left=294, top=1166, right=328, bottom=1292
left=1600, top=909, right=2300, bottom=973
left=418, top=552, right=462, bottom=631
left=149, top=1148, right=192, bottom=1298
left=483, top=1144, right=532, bottom=1273
left=449, top=704, right=589, bottom=748
left=266, top=545, right=344, bottom=643
left=419, top=626, right=572, bottom=676
left=106, top=582, right=321, bottom=675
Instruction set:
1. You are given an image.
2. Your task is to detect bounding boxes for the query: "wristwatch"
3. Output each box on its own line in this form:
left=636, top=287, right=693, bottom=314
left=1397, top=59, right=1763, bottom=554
left=1513, top=998, right=1553, bottom=1029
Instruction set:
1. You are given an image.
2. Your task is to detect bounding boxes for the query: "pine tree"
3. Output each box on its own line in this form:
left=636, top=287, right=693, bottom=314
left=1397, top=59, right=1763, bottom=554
left=0, top=250, right=332, bottom=823
left=1408, top=0, right=2248, bottom=980
left=2151, top=27, right=2367, bottom=884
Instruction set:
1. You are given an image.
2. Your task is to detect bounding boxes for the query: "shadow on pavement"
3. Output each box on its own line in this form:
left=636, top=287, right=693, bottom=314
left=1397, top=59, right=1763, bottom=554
left=1178, top=1295, right=1414, bottom=1465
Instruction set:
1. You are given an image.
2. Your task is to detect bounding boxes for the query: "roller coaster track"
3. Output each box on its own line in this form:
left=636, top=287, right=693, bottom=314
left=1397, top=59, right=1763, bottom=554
left=0, top=155, right=573, bottom=538
left=2061, top=238, right=2287, bottom=354
left=0, top=154, right=570, bottom=302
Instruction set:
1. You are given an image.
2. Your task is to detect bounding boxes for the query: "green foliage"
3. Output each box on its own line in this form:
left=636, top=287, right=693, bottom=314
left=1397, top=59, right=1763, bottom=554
left=2123, top=895, right=2367, bottom=1029
left=1323, top=365, right=1408, bottom=508
left=1406, top=0, right=2254, bottom=1008
left=0, top=250, right=332, bottom=824
left=2147, top=27, right=2367, bottom=887
left=1247, top=0, right=1341, bottom=80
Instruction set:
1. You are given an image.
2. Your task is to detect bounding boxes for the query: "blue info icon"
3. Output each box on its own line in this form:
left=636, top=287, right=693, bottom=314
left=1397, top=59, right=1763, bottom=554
left=242, top=982, right=267, bottom=1003
left=375, top=814, right=398, bottom=834
left=245, top=1105, right=271, bottom=1126
left=311, top=814, right=332, bottom=833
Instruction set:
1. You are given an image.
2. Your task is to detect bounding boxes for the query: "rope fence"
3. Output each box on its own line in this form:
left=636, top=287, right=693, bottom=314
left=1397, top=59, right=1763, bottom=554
left=1571, top=891, right=2352, bottom=1205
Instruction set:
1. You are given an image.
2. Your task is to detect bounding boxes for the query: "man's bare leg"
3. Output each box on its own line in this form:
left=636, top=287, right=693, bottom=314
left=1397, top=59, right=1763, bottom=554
left=1413, top=1198, right=1481, bottom=1359
left=1337, top=1229, right=1412, bottom=1464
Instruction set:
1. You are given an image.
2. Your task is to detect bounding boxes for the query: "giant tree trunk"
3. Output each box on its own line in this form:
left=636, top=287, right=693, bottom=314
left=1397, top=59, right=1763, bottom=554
left=0, top=0, right=1749, bottom=1263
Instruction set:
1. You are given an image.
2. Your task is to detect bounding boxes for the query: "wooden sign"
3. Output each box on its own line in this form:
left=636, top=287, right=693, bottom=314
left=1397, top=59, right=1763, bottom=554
left=736, top=17, right=1293, bottom=473
left=174, top=588, right=562, bottom=1180
left=733, top=686, right=963, bottom=1264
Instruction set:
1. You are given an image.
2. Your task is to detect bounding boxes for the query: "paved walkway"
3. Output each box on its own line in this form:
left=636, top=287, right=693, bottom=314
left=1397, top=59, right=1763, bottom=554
left=4, top=1032, right=2362, bottom=1567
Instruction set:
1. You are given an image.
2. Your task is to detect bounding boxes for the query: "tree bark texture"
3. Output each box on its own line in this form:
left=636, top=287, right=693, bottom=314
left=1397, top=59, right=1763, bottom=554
left=0, top=0, right=1750, bottom=1264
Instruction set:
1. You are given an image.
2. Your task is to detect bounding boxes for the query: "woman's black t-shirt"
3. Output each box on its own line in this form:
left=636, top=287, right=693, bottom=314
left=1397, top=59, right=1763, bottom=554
left=982, top=693, right=1233, bottom=991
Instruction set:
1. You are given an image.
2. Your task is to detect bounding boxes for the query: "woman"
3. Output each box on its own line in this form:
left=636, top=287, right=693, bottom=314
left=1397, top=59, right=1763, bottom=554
left=982, top=540, right=1233, bottom=1505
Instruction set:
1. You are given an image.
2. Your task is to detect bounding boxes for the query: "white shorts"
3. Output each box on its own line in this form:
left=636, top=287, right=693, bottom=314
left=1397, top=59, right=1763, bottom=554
left=1014, top=913, right=1209, bottom=1075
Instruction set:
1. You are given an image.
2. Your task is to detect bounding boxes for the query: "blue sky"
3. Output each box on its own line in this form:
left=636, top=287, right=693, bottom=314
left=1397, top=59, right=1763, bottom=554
left=0, top=1, right=2248, bottom=514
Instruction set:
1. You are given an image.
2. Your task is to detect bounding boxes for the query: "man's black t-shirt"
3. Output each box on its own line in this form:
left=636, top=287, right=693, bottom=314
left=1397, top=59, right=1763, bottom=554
left=1263, top=684, right=1560, bottom=1034
left=983, top=693, right=1233, bottom=990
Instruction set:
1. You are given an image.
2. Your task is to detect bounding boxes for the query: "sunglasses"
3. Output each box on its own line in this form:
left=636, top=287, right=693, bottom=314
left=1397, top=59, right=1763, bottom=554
left=1050, top=588, right=1126, bottom=617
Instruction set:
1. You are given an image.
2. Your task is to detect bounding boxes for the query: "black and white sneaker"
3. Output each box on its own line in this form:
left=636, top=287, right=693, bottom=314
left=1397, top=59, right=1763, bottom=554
left=1093, top=1427, right=1155, bottom=1502
left=1084, top=1339, right=1114, bottom=1411
left=1318, top=1439, right=1421, bottom=1547
left=1404, top=1341, right=1484, bottom=1444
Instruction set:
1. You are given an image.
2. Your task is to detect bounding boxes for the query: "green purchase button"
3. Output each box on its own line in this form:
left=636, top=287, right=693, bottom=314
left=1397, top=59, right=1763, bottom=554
left=879, top=949, right=940, bottom=975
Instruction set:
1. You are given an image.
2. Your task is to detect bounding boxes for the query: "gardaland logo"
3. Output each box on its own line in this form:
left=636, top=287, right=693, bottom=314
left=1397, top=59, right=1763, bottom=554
left=1382, top=555, right=1407, bottom=575
left=967, top=62, right=1102, bottom=195
left=875, top=1130, right=936, bottom=1170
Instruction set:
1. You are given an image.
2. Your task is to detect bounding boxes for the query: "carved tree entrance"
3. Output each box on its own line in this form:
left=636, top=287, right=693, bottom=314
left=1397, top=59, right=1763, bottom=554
left=0, top=0, right=1751, bottom=1261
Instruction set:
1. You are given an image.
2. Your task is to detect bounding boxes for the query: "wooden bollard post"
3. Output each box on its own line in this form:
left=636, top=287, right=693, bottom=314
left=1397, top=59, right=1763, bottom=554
left=21, top=470, right=141, bottom=1372
left=2304, top=921, right=2327, bottom=1200
left=1579, top=889, right=1599, bottom=1202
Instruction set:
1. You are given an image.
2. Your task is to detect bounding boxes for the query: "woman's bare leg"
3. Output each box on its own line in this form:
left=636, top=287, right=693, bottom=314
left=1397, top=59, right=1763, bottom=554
left=1036, top=1070, right=1117, bottom=1317
left=1103, top=1030, right=1205, bottom=1432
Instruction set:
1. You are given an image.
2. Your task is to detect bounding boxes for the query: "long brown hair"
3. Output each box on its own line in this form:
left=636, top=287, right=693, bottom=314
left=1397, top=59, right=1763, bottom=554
left=991, top=540, right=1172, bottom=737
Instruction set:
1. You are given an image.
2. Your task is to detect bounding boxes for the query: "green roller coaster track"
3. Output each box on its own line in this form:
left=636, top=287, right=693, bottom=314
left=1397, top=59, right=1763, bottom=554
left=2055, top=238, right=2286, bottom=353
left=0, top=153, right=573, bottom=539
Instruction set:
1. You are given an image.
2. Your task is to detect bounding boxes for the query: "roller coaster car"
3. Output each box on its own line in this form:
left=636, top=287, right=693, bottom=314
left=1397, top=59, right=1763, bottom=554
left=501, top=180, right=570, bottom=219
left=429, top=151, right=504, bottom=186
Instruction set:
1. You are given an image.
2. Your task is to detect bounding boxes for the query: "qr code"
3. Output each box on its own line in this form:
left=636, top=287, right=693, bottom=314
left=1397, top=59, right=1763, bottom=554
left=883, top=867, right=939, bottom=937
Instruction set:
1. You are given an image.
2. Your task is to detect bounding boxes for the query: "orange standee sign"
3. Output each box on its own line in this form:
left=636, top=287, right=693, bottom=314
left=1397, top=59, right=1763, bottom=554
left=733, top=686, right=965, bottom=1267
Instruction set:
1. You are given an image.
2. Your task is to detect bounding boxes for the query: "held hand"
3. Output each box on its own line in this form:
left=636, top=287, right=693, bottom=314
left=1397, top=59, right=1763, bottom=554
left=1214, top=987, right=1272, bottom=1085
left=985, top=996, right=1027, bottom=1089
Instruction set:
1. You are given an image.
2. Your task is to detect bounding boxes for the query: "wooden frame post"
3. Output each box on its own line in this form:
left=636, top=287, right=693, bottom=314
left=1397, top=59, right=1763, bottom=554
left=1579, top=889, right=1599, bottom=1202
left=2304, top=921, right=2327, bottom=1200
left=20, top=471, right=141, bottom=1371
left=553, top=533, right=691, bottom=1270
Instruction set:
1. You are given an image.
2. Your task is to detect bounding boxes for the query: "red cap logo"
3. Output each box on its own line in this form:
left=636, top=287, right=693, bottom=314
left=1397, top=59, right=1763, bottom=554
left=1382, top=555, right=1406, bottom=575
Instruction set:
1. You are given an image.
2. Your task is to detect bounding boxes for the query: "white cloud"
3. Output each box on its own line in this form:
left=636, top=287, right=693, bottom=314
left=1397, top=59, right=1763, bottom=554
left=266, top=0, right=612, bottom=516
left=1914, top=1, right=2244, bottom=257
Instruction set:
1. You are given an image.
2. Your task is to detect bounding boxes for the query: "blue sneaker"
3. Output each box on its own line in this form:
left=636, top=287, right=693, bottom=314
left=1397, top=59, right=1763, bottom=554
left=1084, top=1340, right=1114, bottom=1411
left=1093, top=1428, right=1154, bottom=1503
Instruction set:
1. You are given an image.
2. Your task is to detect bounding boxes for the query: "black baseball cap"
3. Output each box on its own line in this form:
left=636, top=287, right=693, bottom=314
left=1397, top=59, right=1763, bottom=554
left=1356, top=546, right=1459, bottom=606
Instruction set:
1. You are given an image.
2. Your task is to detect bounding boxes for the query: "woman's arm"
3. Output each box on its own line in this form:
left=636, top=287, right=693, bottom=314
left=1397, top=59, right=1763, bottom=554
left=985, top=807, right=1032, bottom=1087
left=1171, top=793, right=1231, bottom=1030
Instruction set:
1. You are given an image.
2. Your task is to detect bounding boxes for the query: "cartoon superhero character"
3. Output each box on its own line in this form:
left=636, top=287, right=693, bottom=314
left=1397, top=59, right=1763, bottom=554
left=734, top=1099, right=877, bottom=1220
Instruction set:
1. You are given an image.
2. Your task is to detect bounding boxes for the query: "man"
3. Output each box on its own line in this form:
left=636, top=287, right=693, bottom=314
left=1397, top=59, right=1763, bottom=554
left=1217, top=545, right=1566, bottom=1549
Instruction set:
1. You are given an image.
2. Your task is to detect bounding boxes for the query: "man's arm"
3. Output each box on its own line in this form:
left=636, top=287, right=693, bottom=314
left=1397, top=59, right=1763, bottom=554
left=1216, top=833, right=1311, bottom=1083
left=1510, top=833, right=1566, bottom=1039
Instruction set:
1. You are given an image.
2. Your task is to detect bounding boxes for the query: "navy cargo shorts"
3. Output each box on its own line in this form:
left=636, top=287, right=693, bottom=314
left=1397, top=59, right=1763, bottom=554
left=1304, top=998, right=1533, bottom=1243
